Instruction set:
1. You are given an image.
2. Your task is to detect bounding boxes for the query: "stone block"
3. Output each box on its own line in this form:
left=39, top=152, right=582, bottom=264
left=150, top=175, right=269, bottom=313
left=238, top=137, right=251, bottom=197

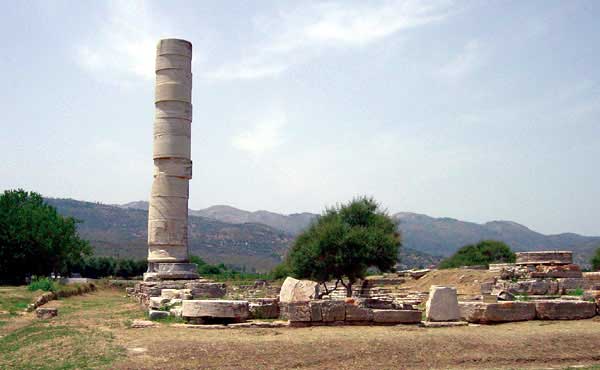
left=160, top=289, right=181, bottom=299
left=482, top=294, right=498, bottom=303
left=530, top=264, right=582, bottom=279
left=279, top=277, right=319, bottom=303
left=459, top=302, right=535, bottom=323
left=425, top=286, right=460, bottom=322
left=583, top=272, right=600, bottom=281
left=372, top=309, right=422, bottom=324
left=319, top=300, right=345, bottom=322
left=309, top=301, right=322, bottom=321
left=248, top=298, right=279, bottom=319
left=345, top=304, right=373, bottom=321
left=506, top=280, right=549, bottom=295
left=155, top=263, right=199, bottom=280
left=287, top=302, right=311, bottom=322
left=181, top=300, right=249, bottom=321
left=515, top=251, right=572, bottom=265
left=130, top=319, right=158, bottom=328
left=149, top=310, right=169, bottom=320
left=185, top=282, right=226, bottom=298
left=558, top=278, right=585, bottom=294
left=535, top=300, right=596, bottom=320
left=149, top=296, right=171, bottom=309
left=36, top=307, right=57, bottom=319
left=170, top=307, right=183, bottom=318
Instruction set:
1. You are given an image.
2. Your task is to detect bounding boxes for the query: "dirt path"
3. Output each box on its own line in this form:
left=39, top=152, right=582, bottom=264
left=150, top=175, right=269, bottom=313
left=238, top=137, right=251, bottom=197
left=2, top=288, right=600, bottom=369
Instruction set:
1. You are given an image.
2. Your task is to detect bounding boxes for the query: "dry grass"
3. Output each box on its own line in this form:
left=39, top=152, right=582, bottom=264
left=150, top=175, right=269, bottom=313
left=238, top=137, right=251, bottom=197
left=403, top=268, right=497, bottom=296
left=2, top=287, right=600, bottom=369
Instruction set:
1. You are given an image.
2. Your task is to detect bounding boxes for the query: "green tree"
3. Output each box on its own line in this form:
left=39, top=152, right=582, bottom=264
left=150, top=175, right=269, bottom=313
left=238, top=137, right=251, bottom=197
left=439, top=240, right=515, bottom=269
left=286, top=196, right=401, bottom=297
left=591, top=247, right=600, bottom=271
left=0, top=189, right=91, bottom=283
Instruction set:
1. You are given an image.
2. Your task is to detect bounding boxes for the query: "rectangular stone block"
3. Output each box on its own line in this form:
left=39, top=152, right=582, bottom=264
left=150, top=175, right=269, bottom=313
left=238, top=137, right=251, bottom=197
left=319, top=300, right=345, bottom=322
left=287, top=302, right=311, bottom=322
left=557, top=278, right=585, bottom=294
left=535, top=300, right=596, bottom=320
left=345, top=304, right=373, bottom=321
left=181, top=300, right=249, bottom=320
left=459, top=302, right=536, bottom=323
left=515, top=251, right=572, bottom=265
left=372, top=309, right=422, bottom=324
left=309, top=301, right=322, bottom=322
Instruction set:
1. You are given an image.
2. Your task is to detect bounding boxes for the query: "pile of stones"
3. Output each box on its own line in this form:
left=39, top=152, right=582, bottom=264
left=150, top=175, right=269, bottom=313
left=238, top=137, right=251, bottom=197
left=460, top=251, right=600, bottom=323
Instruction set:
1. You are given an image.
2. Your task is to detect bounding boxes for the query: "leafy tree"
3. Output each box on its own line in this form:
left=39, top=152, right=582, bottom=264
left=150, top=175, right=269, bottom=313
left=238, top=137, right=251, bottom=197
left=0, top=189, right=91, bottom=283
left=591, top=247, right=600, bottom=271
left=439, top=240, right=515, bottom=269
left=286, top=196, right=401, bottom=297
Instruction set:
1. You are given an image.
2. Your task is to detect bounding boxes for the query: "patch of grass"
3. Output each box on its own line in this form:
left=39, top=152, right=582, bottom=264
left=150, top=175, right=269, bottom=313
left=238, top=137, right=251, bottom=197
left=0, top=286, right=39, bottom=315
left=516, top=293, right=531, bottom=301
left=0, top=323, right=125, bottom=369
left=27, top=277, right=58, bottom=292
left=567, top=288, right=585, bottom=296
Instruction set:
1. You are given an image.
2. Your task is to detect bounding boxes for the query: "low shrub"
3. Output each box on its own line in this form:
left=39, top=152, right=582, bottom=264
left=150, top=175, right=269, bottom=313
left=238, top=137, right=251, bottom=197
left=27, top=277, right=57, bottom=292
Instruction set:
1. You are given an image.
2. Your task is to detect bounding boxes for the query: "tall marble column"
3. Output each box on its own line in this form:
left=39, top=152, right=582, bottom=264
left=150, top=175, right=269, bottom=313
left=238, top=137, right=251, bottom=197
left=146, top=38, right=198, bottom=280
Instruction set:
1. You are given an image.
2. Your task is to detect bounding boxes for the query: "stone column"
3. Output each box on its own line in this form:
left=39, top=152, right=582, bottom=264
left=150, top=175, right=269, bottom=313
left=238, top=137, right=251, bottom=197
left=146, top=39, right=198, bottom=281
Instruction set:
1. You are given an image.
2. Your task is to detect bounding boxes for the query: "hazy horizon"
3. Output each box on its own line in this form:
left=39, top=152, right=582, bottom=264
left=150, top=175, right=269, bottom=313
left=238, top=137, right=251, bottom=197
left=1, top=1, right=599, bottom=235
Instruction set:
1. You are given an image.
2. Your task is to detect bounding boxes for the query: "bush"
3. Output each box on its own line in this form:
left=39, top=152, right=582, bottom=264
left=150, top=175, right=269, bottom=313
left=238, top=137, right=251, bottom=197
left=439, top=240, right=515, bottom=269
left=69, top=256, right=147, bottom=279
left=591, top=247, right=600, bottom=271
left=286, top=196, right=400, bottom=297
left=27, top=277, right=57, bottom=292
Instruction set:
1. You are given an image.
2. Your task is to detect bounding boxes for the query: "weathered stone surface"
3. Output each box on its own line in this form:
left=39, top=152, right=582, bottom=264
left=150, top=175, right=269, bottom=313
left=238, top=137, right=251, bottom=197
left=279, top=277, right=319, bottom=303
left=482, top=294, right=498, bottom=303
left=130, top=319, right=158, bottom=328
left=425, top=286, right=460, bottom=322
left=318, top=300, right=346, bottom=322
left=489, top=263, right=515, bottom=272
left=557, top=278, right=585, bottom=294
left=420, top=321, right=468, bottom=328
left=248, top=298, right=279, bottom=319
left=35, top=307, right=57, bottom=319
left=409, top=269, right=430, bottom=280
left=149, top=310, right=170, bottom=320
left=155, top=263, right=199, bottom=280
left=506, top=280, right=550, bottom=295
left=459, top=302, right=536, bottom=323
left=287, top=302, right=311, bottom=322
left=345, top=304, right=373, bottom=321
left=583, top=272, right=600, bottom=281
left=182, top=300, right=249, bottom=320
left=170, top=307, right=183, bottom=318
left=185, top=282, right=226, bottom=298
left=535, top=300, right=596, bottom=320
left=160, top=289, right=181, bottom=299
left=372, top=309, right=422, bottom=324
left=149, top=296, right=171, bottom=309
left=515, top=251, right=572, bottom=265
left=309, top=301, right=322, bottom=321
left=530, top=264, right=582, bottom=279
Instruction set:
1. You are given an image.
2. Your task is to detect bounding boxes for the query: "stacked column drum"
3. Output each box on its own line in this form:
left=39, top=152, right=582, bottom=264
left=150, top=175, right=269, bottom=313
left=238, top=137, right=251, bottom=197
left=147, top=39, right=194, bottom=273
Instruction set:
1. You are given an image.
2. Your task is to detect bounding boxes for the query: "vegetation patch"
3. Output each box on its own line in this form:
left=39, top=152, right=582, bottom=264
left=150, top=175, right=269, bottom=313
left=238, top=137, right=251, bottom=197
left=439, top=240, right=515, bottom=269
left=0, top=323, right=124, bottom=369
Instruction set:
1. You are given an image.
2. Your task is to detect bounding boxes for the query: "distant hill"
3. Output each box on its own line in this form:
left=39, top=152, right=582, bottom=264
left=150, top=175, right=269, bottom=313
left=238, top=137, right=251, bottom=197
left=394, top=212, right=600, bottom=266
left=46, top=199, right=293, bottom=272
left=45, top=198, right=600, bottom=271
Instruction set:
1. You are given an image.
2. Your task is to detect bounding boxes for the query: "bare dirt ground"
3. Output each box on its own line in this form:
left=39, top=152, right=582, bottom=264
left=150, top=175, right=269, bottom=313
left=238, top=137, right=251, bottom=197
left=2, top=287, right=600, bottom=370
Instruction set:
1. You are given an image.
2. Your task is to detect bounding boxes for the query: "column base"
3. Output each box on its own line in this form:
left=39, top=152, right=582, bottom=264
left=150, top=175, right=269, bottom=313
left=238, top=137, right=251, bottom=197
left=144, top=263, right=199, bottom=281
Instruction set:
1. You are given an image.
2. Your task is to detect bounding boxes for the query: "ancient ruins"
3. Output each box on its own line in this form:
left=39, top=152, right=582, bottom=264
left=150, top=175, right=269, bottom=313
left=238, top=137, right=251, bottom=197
left=131, top=39, right=600, bottom=329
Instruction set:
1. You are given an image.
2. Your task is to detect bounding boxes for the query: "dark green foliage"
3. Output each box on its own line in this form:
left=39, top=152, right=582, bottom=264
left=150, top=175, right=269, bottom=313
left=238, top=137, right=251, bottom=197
left=0, top=189, right=91, bottom=283
left=69, top=256, right=147, bottom=278
left=270, top=262, right=291, bottom=280
left=189, top=255, right=272, bottom=281
left=438, top=240, right=515, bottom=269
left=286, top=196, right=401, bottom=296
left=591, top=247, right=600, bottom=271
left=27, top=277, right=58, bottom=292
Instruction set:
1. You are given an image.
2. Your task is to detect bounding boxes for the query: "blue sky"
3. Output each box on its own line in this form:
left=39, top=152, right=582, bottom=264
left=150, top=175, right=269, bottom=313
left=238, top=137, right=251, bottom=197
left=1, top=0, right=598, bottom=235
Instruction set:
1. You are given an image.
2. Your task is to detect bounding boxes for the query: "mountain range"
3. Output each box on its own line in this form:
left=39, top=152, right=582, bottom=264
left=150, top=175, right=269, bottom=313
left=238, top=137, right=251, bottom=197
left=47, top=198, right=600, bottom=271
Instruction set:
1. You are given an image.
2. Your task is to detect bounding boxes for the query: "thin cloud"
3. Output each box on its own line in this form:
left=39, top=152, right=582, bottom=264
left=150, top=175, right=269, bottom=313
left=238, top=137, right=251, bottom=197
left=74, top=0, right=168, bottom=85
left=438, top=40, right=485, bottom=81
left=205, top=0, right=456, bottom=80
left=231, top=111, right=287, bottom=156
